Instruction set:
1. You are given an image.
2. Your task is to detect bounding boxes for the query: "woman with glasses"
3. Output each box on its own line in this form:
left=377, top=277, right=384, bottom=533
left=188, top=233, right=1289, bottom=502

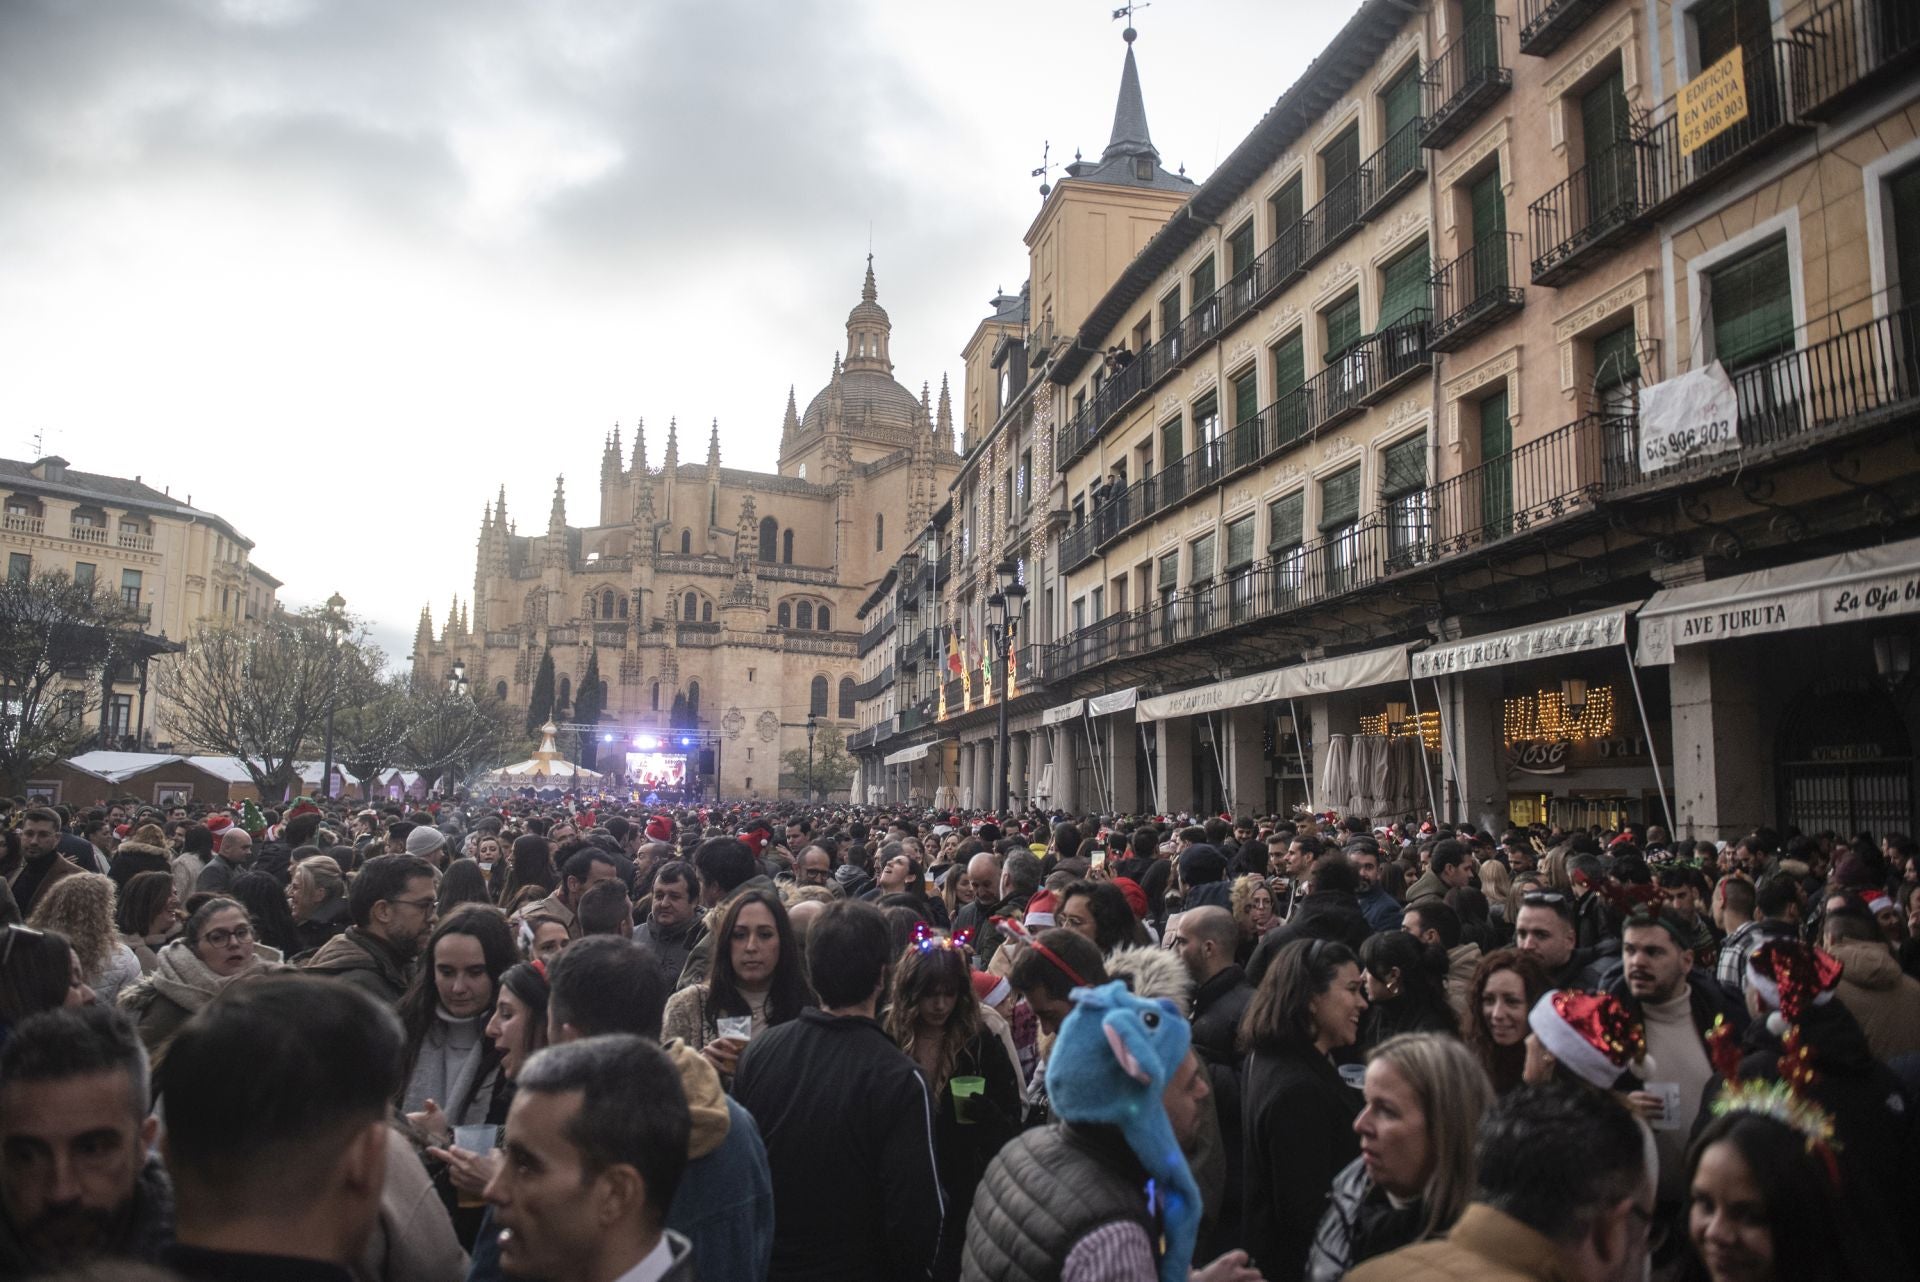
left=118, top=896, right=274, bottom=1060
left=0, top=922, right=93, bottom=1037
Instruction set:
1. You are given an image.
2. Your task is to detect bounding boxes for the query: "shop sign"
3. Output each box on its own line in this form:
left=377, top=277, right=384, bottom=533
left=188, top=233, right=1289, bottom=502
left=1414, top=607, right=1629, bottom=679
left=1637, top=362, right=1739, bottom=474
left=1678, top=47, right=1748, bottom=155
left=1809, top=743, right=1884, bottom=763
left=1510, top=739, right=1573, bottom=775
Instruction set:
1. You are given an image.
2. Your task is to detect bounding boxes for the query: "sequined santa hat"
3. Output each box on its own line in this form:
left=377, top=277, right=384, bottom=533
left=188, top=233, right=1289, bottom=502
left=1747, top=938, right=1843, bottom=1037
left=1529, top=989, right=1655, bottom=1089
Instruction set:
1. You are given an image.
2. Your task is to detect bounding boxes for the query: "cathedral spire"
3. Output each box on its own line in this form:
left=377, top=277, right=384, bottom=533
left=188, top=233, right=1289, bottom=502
left=444, top=595, right=459, bottom=641
left=495, top=484, right=508, bottom=530
left=779, top=386, right=799, bottom=453
left=664, top=417, right=679, bottom=471
left=706, top=418, right=721, bottom=471
left=1104, top=25, right=1157, bottom=164
left=548, top=475, right=566, bottom=534
left=936, top=373, right=954, bottom=453
left=734, top=488, right=757, bottom=563
left=413, top=604, right=433, bottom=654
left=842, top=258, right=893, bottom=375
left=632, top=417, right=647, bottom=472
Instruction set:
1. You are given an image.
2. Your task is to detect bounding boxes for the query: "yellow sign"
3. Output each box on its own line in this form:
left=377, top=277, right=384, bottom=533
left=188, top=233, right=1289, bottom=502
left=1678, top=47, right=1748, bottom=154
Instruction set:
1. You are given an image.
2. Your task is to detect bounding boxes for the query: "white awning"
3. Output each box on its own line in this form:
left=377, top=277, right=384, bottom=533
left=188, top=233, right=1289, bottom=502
left=1087, top=688, right=1138, bottom=716
left=1136, top=643, right=1411, bottom=724
left=1411, top=605, right=1637, bottom=679
left=883, top=742, right=934, bottom=767
left=1041, top=699, right=1087, bottom=726
left=1637, top=535, right=1920, bottom=665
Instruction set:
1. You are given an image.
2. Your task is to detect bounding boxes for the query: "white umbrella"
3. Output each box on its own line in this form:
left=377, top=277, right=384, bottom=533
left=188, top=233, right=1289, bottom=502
left=1319, top=733, right=1350, bottom=814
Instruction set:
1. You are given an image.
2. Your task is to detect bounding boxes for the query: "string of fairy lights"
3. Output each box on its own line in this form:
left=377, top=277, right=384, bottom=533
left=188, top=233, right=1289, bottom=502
left=1502, top=685, right=1617, bottom=745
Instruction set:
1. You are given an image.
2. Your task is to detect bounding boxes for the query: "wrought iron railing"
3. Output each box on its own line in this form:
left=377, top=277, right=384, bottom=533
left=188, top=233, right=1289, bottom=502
left=1356, top=309, right=1434, bottom=402
left=858, top=609, right=895, bottom=657
left=1222, top=220, right=1308, bottom=331
left=1529, top=143, right=1644, bottom=285
left=1060, top=521, right=1099, bottom=571
left=1634, top=38, right=1812, bottom=218
left=1300, top=166, right=1373, bottom=266
left=1422, top=12, right=1512, bottom=148
left=1519, top=0, right=1610, bottom=56
left=1430, top=232, right=1524, bottom=351
left=1796, top=0, right=1920, bottom=117
left=1363, top=116, right=1427, bottom=214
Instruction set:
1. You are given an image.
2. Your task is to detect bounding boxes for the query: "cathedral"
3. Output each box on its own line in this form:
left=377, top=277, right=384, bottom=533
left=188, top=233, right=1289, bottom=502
left=412, top=260, right=961, bottom=797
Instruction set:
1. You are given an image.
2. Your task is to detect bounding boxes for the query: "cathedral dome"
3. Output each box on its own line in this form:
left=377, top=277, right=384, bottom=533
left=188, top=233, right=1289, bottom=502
left=797, top=256, right=927, bottom=441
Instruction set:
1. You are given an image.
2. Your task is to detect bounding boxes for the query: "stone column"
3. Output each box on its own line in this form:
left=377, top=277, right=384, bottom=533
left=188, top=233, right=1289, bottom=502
left=1441, top=669, right=1507, bottom=831
left=1227, top=707, right=1267, bottom=818
left=1053, top=725, right=1079, bottom=813
left=1156, top=717, right=1193, bottom=815
left=1670, top=644, right=1761, bottom=840
left=1009, top=732, right=1030, bottom=812
left=1107, top=715, right=1140, bottom=814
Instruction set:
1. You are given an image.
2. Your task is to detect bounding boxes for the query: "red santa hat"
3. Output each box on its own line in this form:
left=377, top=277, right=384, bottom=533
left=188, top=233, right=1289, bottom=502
left=1529, top=989, right=1654, bottom=1090
left=205, top=814, right=233, bottom=835
left=1748, top=939, right=1843, bottom=1035
left=1860, top=889, right=1895, bottom=916
left=645, top=814, right=674, bottom=843
left=739, top=828, right=769, bottom=857
left=1110, top=876, right=1148, bottom=921
left=1024, top=888, right=1057, bottom=929
left=970, top=970, right=1011, bottom=1008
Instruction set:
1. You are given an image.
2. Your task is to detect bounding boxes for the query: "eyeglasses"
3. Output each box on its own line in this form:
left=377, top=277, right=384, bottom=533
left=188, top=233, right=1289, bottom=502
left=202, top=925, right=255, bottom=948
left=389, top=897, right=438, bottom=914
left=1, top=924, right=46, bottom=968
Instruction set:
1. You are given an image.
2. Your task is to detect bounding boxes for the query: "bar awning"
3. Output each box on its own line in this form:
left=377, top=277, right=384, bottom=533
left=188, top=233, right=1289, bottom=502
left=1411, top=605, right=1637, bottom=679
left=1041, top=698, right=1087, bottom=726
left=1087, top=688, right=1138, bottom=716
left=883, top=742, right=935, bottom=767
left=1637, top=535, right=1920, bottom=665
left=1135, top=643, right=1411, bottom=724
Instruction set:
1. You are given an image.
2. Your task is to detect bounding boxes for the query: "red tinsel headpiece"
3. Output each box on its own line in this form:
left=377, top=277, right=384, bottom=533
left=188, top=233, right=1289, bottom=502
left=1748, top=939, right=1843, bottom=1023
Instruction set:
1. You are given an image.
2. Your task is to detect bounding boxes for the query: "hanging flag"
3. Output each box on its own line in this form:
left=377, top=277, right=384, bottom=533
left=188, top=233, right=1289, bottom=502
left=946, top=629, right=963, bottom=677
left=1007, top=622, right=1019, bottom=700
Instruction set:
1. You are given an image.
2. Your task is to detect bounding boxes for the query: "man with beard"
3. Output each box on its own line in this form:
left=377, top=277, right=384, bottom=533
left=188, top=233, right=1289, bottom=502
left=0, top=1005, right=172, bottom=1273
left=632, top=860, right=703, bottom=987
left=302, top=854, right=437, bottom=1004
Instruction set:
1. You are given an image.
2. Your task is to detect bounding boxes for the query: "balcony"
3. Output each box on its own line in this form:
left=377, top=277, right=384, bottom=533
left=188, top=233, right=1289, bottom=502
left=1299, top=166, right=1374, bottom=268
left=1386, top=414, right=1608, bottom=571
left=1528, top=144, right=1646, bottom=285
left=69, top=523, right=108, bottom=545
left=1797, top=0, right=1920, bottom=119
left=1061, top=520, right=1100, bottom=572
left=1422, top=13, right=1512, bottom=149
left=1357, top=310, right=1435, bottom=404
left=1605, top=302, right=1920, bottom=494
left=1429, top=233, right=1524, bottom=352
left=1221, top=221, right=1308, bottom=333
left=485, top=631, right=518, bottom=647
left=546, top=626, right=580, bottom=645
left=1362, top=117, right=1427, bottom=216
left=858, top=610, right=895, bottom=658
left=1302, top=352, right=1373, bottom=433
left=1519, top=0, right=1610, bottom=57
left=117, top=530, right=155, bottom=551
left=2, top=513, right=43, bottom=535
left=592, top=626, right=627, bottom=647
left=1634, top=39, right=1812, bottom=219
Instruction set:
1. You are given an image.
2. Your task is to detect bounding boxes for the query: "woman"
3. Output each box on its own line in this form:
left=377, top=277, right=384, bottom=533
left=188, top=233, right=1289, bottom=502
left=1231, top=874, right=1278, bottom=964
left=1479, top=859, right=1513, bottom=928
left=436, top=858, right=493, bottom=917
left=426, top=960, right=551, bottom=1208
left=940, top=861, right=974, bottom=925
left=399, top=905, right=519, bottom=1133
left=1055, top=879, right=1136, bottom=956
left=28, top=872, right=142, bottom=1004
left=469, top=832, right=505, bottom=893
left=496, top=834, right=556, bottom=907
left=1240, top=937, right=1369, bottom=1282
left=287, top=855, right=350, bottom=956
left=1306, top=1033, right=1494, bottom=1281
left=1355, top=930, right=1456, bottom=1051
left=118, top=897, right=272, bottom=1059
left=1685, top=1107, right=1894, bottom=1282
left=886, top=939, right=1021, bottom=1282
left=0, top=923, right=94, bottom=1032
left=230, top=870, right=302, bottom=959
left=661, top=887, right=813, bottom=1082
left=1464, top=948, right=1550, bottom=1093
left=521, top=914, right=570, bottom=965
left=114, top=870, right=179, bottom=973
left=874, top=850, right=950, bottom=930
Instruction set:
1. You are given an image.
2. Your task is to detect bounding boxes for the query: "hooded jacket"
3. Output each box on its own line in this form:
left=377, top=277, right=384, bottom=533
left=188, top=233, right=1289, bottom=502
left=294, top=895, right=352, bottom=959
left=1828, top=938, right=1920, bottom=1062
left=119, top=940, right=275, bottom=1057
left=0, top=1151, right=174, bottom=1275
left=303, top=926, right=413, bottom=1005
left=1445, top=943, right=1483, bottom=1023
left=108, top=839, right=173, bottom=890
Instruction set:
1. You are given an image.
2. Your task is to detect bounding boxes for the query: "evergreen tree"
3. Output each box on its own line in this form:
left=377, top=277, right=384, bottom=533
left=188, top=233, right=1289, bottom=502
left=576, top=649, right=604, bottom=769
left=526, top=649, right=556, bottom=737
left=669, top=691, right=689, bottom=728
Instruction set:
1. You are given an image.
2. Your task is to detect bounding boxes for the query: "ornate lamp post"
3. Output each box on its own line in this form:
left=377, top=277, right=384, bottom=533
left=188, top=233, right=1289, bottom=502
left=806, top=713, right=819, bottom=803
left=320, top=592, right=346, bottom=802
left=991, top=559, right=1027, bottom=815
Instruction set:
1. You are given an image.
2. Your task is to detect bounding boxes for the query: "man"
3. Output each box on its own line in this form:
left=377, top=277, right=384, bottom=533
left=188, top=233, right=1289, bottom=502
left=11, top=807, right=82, bottom=917
left=633, top=860, right=702, bottom=988
left=785, top=817, right=811, bottom=853
left=1178, top=844, right=1233, bottom=911
left=1269, top=832, right=1318, bottom=918
left=950, top=851, right=1005, bottom=940
left=1405, top=838, right=1470, bottom=904
left=1346, top=844, right=1402, bottom=932
left=1715, top=875, right=1800, bottom=995
left=303, top=853, right=437, bottom=1004
left=794, top=843, right=837, bottom=892
left=193, top=827, right=253, bottom=894
left=526, top=848, right=621, bottom=941
left=519, top=936, right=772, bottom=1282
left=1169, top=906, right=1252, bottom=1068
left=0, top=1006, right=172, bottom=1273
left=733, top=900, right=942, bottom=1282
left=1821, top=904, right=1920, bottom=1062
left=1656, top=866, right=1718, bottom=963
left=403, top=824, right=449, bottom=871
left=575, top=878, right=633, bottom=939
left=1512, top=890, right=1587, bottom=988
left=159, top=976, right=402, bottom=1281
left=1347, top=1083, right=1655, bottom=1282
left=1403, top=899, right=1480, bottom=1021
left=484, top=1036, right=695, bottom=1282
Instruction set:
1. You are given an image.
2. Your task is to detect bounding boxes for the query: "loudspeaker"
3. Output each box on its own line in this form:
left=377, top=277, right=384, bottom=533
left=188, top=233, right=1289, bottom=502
left=697, top=749, right=717, bottom=775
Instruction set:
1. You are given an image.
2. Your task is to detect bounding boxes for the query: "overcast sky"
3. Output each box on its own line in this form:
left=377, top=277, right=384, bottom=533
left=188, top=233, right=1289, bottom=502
left=0, top=0, right=1354, bottom=661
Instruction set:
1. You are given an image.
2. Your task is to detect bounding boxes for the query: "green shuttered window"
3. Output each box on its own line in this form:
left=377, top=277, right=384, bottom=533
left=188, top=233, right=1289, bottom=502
left=1320, top=466, right=1361, bottom=531
left=1157, top=553, right=1180, bottom=591
left=1324, top=294, right=1363, bottom=361
left=1190, top=532, right=1216, bottom=583
left=1269, top=492, right=1305, bottom=551
left=1226, top=515, right=1256, bottom=569
left=1708, top=236, right=1793, bottom=370
left=1381, top=433, right=1427, bottom=498
left=1379, top=243, right=1429, bottom=329
left=1233, top=368, right=1260, bottom=425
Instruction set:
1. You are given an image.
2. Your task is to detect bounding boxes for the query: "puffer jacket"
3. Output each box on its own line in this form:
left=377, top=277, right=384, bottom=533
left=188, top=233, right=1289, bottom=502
left=1306, top=1158, right=1429, bottom=1282
left=1828, top=938, right=1920, bottom=1062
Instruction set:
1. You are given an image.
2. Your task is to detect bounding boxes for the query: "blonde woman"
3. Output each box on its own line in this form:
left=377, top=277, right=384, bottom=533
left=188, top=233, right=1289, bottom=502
left=29, top=872, right=141, bottom=1005
left=1306, top=1032, right=1495, bottom=1281
left=1229, top=873, right=1278, bottom=964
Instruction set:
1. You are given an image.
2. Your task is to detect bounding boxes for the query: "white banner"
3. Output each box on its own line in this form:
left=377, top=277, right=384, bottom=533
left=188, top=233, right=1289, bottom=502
left=1413, top=606, right=1635, bottom=679
left=1041, top=699, right=1087, bottom=726
left=1136, top=644, right=1410, bottom=723
left=882, top=742, right=934, bottom=767
left=1087, top=688, right=1138, bottom=717
left=1637, top=361, right=1740, bottom=474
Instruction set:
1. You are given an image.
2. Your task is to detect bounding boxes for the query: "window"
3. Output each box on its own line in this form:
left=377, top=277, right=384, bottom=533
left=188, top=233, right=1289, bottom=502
left=1319, top=466, right=1362, bottom=590
left=120, top=569, right=141, bottom=608
left=1706, top=236, right=1793, bottom=372
left=1322, top=124, right=1362, bottom=229
left=1190, top=254, right=1216, bottom=306
left=1691, top=0, right=1772, bottom=69
left=1194, top=393, right=1221, bottom=449
left=496, top=680, right=509, bottom=700
left=1379, top=243, right=1430, bottom=331
left=797, top=600, right=814, bottom=629
left=1157, top=551, right=1182, bottom=642
left=1273, top=331, right=1307, bottom=441
left=1890, top=160, right=1920, bottom=310
left=778, top=602, right=792, bottom=627
left=8, top=553, right=29, bottom=582
left=1480, top=390, right=1514, bottom=537
left=1382, top=433, right=1431, bottom=562
left=817, top=606, right=830, bottom=630
left=1018, top=449, right=1032, bottom=509
left=1160, top=415, right=1184, bottom=473
left=810, top=675, right=829, bottom=717
left=651, top=681, right=661, bottom=710
left=759, top=516, right=778, bottom=561
left=74, top=562, right=95, bottom=590
left=680, top=529, right=692, bottom=554
left=602, top=589, right=616, bottom=619
left=1190, top=530, right=1218, bottom=629
left=1468, top=163, right=1507, bottom=294
left=1159, top=288, right=1182, bottom=350
left=875, top=514, right=884, bottom=551
left=683, top=592, right=697, bottom=619
left=701, top=600, right=712, bottom=622
left=618, top=595, right=628, bottom=619
left=1381, top=64, right=1422, bottom=182
left=1323, top=293, right=1363, bottom=363
left=837, top=675, right=857, bottom=719
left=1592, top=321, right=1641, bottom=417
left=1231, top=367, right=1262, bottom=469
left=1232, top=367, right=1260, bottom=426
left=559, top=675, right=572, bottom=708
left=1271, top=175, right=1304, bottom=240
left=1226, top=514, right=1257, bottom=620
left=108, top=694, right=132, bottom=742
left=687, top=681, right=700, bottom=714
left=783, top=529, right=794, bottom=563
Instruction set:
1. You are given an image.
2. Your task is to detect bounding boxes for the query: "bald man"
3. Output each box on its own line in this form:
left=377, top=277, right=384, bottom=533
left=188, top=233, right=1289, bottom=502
left=1174, top=906, right=1252, bottom=1066
left=952, top=852, right=1005, bottom=941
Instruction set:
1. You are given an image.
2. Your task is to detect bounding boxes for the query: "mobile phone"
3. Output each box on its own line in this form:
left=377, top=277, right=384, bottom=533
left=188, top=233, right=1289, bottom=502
left=1091, top=848, right=1107, bottom=870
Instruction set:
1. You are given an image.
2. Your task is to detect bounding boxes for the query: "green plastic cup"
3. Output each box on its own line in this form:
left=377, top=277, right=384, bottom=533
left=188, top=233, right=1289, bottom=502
left=950, top=1075, right=986, bottom=1124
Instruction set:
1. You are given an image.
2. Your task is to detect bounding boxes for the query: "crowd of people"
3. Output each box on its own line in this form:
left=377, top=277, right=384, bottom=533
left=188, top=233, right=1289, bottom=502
left=2, top=791, right=1917, bottom=1281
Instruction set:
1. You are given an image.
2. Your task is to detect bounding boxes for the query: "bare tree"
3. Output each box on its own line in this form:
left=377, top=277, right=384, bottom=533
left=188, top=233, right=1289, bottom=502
left=399, top=684, right=518, bottom=795
left=0, top=572, right=141, bottom=791
left=332, top=673, right=414, bottom=804
left=158, top=609, right=380, bottom=801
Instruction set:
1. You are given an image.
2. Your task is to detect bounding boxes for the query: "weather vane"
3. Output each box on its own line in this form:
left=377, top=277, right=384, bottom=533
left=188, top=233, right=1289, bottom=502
left=1112, top=2, right=1150, bottom=34
left=1032, top=140, right=1055, bottom=197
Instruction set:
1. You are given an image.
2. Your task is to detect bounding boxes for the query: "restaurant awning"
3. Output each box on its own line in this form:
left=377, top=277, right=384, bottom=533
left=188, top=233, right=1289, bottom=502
left=1636, top=535, right=1920, bottom=665
left=1411, top=605, right=1637, bottom=679
left=1041, top=698, right=1087, bottom=726
left=883, top=742, right=935, bottom=767
left=1135, top=643, right=1411, bottom=724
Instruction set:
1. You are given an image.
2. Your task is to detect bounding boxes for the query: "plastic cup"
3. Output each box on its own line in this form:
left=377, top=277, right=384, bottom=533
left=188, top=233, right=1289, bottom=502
left=1337, top=1063, right=1368, bottom=1091
left=452, top=1124, right=499, bottom=1208
left=950, top=1075, right=987, bottom=1124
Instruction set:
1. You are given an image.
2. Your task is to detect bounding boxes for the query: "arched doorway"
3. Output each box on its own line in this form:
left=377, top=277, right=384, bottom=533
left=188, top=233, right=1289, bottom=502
left=1777, top=678, right=1915, bottom=836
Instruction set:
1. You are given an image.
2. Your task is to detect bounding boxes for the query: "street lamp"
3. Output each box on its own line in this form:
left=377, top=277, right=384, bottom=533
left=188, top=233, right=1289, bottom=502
left=992, top=559, right=1027, bottom=815
left=320, top=592, right=346, bottom=802
left=805, top=713, right=819, bottom=803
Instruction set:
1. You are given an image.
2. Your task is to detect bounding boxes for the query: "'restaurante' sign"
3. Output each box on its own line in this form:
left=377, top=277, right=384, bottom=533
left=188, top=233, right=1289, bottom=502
left=1412, top=607, right=1632, bottom=680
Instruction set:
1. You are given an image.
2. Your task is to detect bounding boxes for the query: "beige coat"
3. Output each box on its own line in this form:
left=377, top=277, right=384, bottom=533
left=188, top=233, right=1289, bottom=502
left=1828, top=938, right=1920, bottom=1062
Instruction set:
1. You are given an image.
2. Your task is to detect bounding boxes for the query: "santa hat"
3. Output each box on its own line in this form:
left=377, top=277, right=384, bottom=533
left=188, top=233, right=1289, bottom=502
left=1024, top=888, right=1058, bottom=929
left=284, top=799, right=320, bottom=822
left=1111, top=876, right=1148, bottom=921
left=645, top=814, right=674, bottom=843
left=1860, top=889, right=1895, bottom=916
left=739, top=829, right=769, bottom=857
left=1529, top=990, right=1654, bottom=1090
left=1748, top=940, right=1843, bottom=1035
left=205, top=814, right=233, bottom=835
left=970, top=970, right=1010, bottom=1008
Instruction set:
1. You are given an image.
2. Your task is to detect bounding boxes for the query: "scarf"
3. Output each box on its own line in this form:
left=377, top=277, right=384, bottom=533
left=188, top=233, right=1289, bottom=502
left=119, top=939, right=254, bottom=1016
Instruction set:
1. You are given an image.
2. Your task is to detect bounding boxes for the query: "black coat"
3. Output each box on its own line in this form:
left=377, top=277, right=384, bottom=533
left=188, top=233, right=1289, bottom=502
left=1242, top=1041, right=1362, bottom=1282
left=1245, top=892, right=1372, bottom=986
left=1190, top=965, right=1253, bottom=1067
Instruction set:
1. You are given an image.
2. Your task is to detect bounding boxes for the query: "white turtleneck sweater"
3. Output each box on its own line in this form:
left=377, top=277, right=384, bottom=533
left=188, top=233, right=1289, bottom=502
left=404, top=1007, right=493, bottom=1126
